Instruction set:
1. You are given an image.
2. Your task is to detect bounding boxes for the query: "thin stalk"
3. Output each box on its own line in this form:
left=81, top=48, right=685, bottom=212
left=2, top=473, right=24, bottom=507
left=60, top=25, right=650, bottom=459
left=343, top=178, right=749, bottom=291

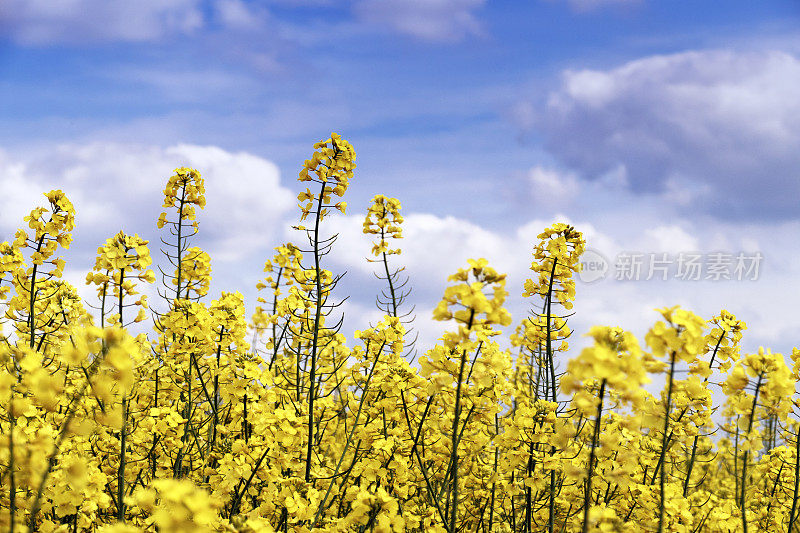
left=682, top=331, right=725, bottom=496
left=740, top=372, right=763, bottom=533
left=305, top=177, right=329, bottom=483
left=174, top=190, right=187, bottom=301
left=545, top=258, right=558, bottom=403
left=379, top=219, right=398, bottom=317
left=788, top=422, right=800, bottom=531
left=657, top=351, right=677, bottom=533
left=27, top=234, right=46, bottom=348
left=448, top=309, right=475, bottom=532
left=311, top=342, right=385, bottom=529
left=117, top=397, right=127, bottom=521
left=116, top=267, right=127, bottom=521
left=488, top=413, right=498, bottom=533
left=9, top=395, right=16, bottom=533
left=581, top=379, right=606, bottom=533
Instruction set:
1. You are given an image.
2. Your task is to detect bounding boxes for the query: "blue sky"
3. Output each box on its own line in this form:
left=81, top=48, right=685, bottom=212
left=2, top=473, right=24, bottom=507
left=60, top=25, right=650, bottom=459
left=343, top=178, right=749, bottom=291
left=2, top=0, right=800, bottom=356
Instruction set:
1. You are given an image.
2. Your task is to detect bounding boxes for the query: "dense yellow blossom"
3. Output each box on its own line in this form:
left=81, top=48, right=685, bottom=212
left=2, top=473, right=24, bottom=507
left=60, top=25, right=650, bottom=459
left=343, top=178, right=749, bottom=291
left=86, top=231, right=154, bottom=326
left=297, top=132, right=356, bottom=222
left=522, top=222, right=585, bottom=310
left=0, top=137, right=797, bottom=533
left=157, top=167, right=206, bottom=231
left=363, top=195, right=403, bottom=257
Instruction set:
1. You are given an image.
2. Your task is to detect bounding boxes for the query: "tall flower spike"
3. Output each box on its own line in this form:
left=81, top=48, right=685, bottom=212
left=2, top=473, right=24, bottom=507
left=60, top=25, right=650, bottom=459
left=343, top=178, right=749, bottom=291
left=15, top=189, right=75, bottom=267
left=289, top=132, right=355, bottom=485
left=252, top=243, right=304, bottom=362
left=296, top=132, right=356, bottom=223
left=176, top=246, right=211, bottom=300
left=362, top=195, right=417, bottom=357
left=706, top=310, right=746, bottom=371
left=523, top=222, right=585, bottom=310
left=514, top=223, right=585, bottom=403
left=6, top=190, right=76, bottom=348
left=433, top=258, right=512, bottom=341
left=86, top=231, right=154, bottom=327
left=155, top=167, right=206, bottom=306
left=157, top=167, right=206, bottom=232
left=363, top=195, right=404, bottom=257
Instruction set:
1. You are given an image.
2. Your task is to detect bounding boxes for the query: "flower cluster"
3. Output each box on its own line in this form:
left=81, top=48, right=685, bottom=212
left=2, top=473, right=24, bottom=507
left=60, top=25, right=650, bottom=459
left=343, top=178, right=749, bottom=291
left=363, top=195, right=404, bottom=257
left=86, top=231, right=155, bottom=325
left=432, top=258, right=512, bottom=335
left=522, top=222, right=585, bottom=309
left=156, top=167, right=206, bottom=231
left=15, top=189, right=76, bottom=259
left=175, top=246, right=211, bottom=300
left=297, top=132, right=356, bottom=222
left=645, top=305, right=707, bottom=362
left=561, top=326, right=649, bottom=405
left=2, top=137, right=800, bottom=533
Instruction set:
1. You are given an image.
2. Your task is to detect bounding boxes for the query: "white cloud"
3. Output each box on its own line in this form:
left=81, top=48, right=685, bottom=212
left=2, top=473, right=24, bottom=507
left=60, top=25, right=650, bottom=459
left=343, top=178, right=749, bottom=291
left=4, top=141, right=799, bottom=362
left=326, top=211, right=541, bottom=296
left=214, top=0, right=267, bottom=30
left=638, top=225, right=699, bottom=255
left=353, top=0, right=486, bottom=42
left=563, top=70, right=618, bottom=106
left=0, top=142, right=294, bottom=266
left=318, top=201, right=800, bottom=358
left=0, top=151, right=48, bottom=235
left=530, top=49, right=800, bottom=220
left=0, top=141, right=298, bottom=329
left=529, top=166, right=580, bottom=207
left=0, top=0, right=204, bottom=45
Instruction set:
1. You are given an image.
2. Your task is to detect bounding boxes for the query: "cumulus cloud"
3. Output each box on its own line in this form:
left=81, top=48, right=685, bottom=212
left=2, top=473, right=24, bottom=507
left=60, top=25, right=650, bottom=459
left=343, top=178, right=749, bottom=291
left=0, top=142, right=294, bottom=267
left=325, top=211, right=559, bottom=295
left=638, top=225, right=699, bottom=254
left=529, top=166, right=581, bottom=207
left=353, top=0, right=486, bottom=42
left=528, top=49, right=800, bottom=220
left=2, top=142, right=797, bottom=358
left=315, top=198, right=800, bottom=357
left=316, top=210, right=571, bottom=351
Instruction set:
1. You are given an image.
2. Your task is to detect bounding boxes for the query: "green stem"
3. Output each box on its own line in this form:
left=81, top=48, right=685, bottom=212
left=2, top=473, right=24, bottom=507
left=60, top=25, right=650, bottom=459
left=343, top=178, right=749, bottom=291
left=740, top=372, right=763, bottom=533
left=657, top=351, right=676, bottom=533
left=116, top=267, right=127, bottom=520
left=117, top=397, right=127, bottom=521
left=788, top=422, right=800, bottom=532
left=311, top=342, right=385, bottom=529
left=305, top=177, right=329, bottom=484
left=379, top=215, right=398, bottom=317
left=27, top=235, right=46, bottom=348
left=545, top=258, right=558, bottom=403
left=9, top=394, right=16, bottom=533
left=175, top=189, right=187, bottom=301
left=581, top=379, right=606, bottom=533
left=447, top=309, right=475, bottom=532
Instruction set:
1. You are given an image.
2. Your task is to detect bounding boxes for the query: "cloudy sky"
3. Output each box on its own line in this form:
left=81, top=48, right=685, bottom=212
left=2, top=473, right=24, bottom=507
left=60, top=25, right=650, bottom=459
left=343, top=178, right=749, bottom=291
left=1, top=0, right=799, bottom=359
